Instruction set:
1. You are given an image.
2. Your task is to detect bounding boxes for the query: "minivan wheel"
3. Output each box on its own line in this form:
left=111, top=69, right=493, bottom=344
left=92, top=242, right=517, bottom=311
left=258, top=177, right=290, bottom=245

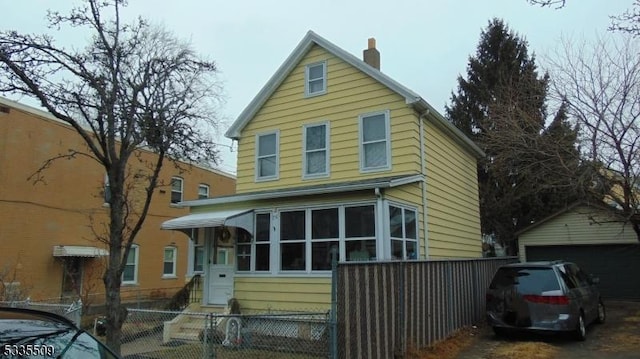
left=574, top=313, right=587, bottom=341
left=596, top=301, right=606, bottom=324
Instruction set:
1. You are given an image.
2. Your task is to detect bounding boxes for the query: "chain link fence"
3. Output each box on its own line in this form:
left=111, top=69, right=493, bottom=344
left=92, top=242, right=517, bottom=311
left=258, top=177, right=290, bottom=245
left=0, top=298, right=83, bottom=327
left=112, top=308, right=330, bottom=359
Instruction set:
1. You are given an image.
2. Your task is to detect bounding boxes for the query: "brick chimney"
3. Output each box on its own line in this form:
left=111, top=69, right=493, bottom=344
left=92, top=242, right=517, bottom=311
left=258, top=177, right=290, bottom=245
left=363, top=38, right=380, bottom=70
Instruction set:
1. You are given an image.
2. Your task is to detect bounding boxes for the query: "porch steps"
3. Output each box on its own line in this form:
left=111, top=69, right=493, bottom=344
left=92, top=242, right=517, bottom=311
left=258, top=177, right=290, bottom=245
left=163, top=303, right=229, bottom=343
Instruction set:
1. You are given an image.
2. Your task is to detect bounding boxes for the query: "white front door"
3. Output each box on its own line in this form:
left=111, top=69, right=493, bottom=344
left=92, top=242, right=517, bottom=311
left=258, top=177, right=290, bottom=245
left=208, top=248, right=234, bottom=305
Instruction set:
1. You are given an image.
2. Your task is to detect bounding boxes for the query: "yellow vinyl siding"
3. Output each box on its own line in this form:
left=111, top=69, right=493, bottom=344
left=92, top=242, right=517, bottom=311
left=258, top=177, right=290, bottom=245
left=234, top=277, right=331, bottom=312
left=236, top=45, right=421, bottom=192
left=424, top=120, right=481, bottom=258
left=518, top=205, right=637, bottom=261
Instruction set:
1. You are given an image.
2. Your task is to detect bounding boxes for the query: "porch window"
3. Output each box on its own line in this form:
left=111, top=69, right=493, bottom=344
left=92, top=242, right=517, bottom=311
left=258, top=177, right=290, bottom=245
left=345, top=205, right=376, bottom=261
left=389, top=205, right=418, bottom=260
left=237, top=213, right=270, bottom=272
left=311, top=208, right=339, bottom=270
left=280, top=210, right=306, bottom=271
left=122, top=245, right=139, bottom=284
left=163, top=247, right=177, bottom=277
left=194, top=245, right=204, bottom=273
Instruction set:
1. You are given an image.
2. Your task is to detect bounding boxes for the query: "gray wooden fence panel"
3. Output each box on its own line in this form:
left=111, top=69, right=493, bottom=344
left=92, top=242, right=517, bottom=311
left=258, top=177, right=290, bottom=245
left=336, top=257, right=516, bottom=358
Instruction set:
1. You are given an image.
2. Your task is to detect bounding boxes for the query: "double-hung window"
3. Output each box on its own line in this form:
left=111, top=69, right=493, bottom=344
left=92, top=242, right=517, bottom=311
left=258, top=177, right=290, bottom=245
left=122, top=245, right=139, bottom=284
left=303, top=122, right=329, bottom=178
left=305, top=61, right=327, bottom=97
left=171, top=177, right=183, bottom=204
left=359, top=111, right=391, bottom=171
left=389, top=205, right=418, bottom=260
left=198, top=184, right=209, bottom=199
left=163, top=247, right=177, bottom=277
left=256, top=132, right=279, bottom=181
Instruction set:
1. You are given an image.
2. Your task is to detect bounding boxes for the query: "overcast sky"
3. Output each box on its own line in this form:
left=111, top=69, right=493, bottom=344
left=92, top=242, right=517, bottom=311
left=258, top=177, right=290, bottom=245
left=2, top=0, right=631, bottom=174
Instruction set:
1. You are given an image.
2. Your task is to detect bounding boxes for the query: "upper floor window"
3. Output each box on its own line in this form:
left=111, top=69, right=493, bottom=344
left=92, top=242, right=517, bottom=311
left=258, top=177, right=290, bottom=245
left=256, top=131, right=279, bottom=181
left=389, top=205, right=418, bottom=260
left=305, top=61, right=327, bottom=97
left=122, top=245, right=139, bottom=284
left=171, top=177, right=183, bottom=204
left=303, top=122, right=330, bottom=178
left=163, top=247, right=177, bottom=277
left=198, top=184, right=210, bottom=199
left=359, top=110, right=391, bottom=172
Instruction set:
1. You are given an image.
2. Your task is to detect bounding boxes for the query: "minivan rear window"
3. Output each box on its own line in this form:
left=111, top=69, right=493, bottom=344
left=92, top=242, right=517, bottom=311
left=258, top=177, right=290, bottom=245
left=490, top=267, right=561, bottom=294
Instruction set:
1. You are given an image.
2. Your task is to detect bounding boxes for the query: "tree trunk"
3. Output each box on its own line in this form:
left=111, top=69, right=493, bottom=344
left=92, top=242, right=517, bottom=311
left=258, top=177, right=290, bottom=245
left=104, top=264, right=127, bottom=354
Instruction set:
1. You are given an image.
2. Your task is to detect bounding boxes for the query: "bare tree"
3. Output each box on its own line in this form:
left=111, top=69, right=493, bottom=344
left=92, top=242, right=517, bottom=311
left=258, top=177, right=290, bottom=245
left=0, top=0, right=221, bottom=352
left=545, top=35, right=640, bottom=240
left=610, top=0, right=640, bottom=36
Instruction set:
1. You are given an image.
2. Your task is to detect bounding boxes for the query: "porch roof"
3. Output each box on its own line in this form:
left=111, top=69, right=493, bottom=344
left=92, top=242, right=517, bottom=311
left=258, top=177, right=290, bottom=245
left=177, top=174, right=424, bottom=208
left=160, top=208, right=254, bottom=232
left=52, top=245, right=109, bottom=257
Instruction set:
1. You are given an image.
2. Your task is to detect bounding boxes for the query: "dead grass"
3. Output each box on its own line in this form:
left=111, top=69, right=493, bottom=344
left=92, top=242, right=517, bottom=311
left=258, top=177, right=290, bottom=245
left=622, top=311, right=640, bottom=323
left=406, top=326, right=479, bottom=359
left=489, top=342, right=558, bottom=359
left=600, top=329, right=640, bottom=352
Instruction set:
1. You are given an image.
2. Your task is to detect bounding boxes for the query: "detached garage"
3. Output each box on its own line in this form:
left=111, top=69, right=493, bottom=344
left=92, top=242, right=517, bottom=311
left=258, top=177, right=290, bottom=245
left=518, top=202, right=640, bottom=300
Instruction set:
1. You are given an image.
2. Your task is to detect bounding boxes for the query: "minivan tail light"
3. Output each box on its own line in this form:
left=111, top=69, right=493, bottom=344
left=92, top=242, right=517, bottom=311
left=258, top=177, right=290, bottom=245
left=523, top=295, right=569, bottom=305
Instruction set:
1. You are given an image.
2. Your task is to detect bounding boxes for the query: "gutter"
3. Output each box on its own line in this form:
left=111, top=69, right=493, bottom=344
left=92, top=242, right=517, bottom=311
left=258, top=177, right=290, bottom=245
left=419, top=110, right=430, bottom=259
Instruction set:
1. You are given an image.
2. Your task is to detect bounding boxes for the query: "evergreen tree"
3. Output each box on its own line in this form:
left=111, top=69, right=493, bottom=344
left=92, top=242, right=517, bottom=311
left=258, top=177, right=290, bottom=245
left=446, top=19, right=582, bottom=253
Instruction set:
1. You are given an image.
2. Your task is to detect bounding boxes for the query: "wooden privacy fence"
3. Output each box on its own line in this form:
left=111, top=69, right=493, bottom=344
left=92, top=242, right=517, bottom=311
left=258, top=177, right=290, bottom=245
left=336, top=257, right=517, bottom=359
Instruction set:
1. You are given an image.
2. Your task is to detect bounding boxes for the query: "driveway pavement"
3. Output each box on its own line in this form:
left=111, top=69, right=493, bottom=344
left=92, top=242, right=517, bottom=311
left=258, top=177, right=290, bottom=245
left=456, top=301, right=640, bottom=359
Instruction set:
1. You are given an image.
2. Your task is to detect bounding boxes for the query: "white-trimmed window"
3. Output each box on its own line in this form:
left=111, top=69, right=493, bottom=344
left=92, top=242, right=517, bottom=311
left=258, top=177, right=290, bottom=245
left=303, top=122, right=330, bottom=178
left=163, top=247, right=177, bottom=277
left=171, top=177, right=183, bottom=204
left=280, top=210, right=306, bottom=271
left=389, top=205, right=418, bottom=260
left=359, top=110, right=391, bottom=172
left=122, top=245, right=139, bottom=284
left=345, top=205, right=377, bottom=262
left=198, top=184, right=210, bottom=199
left=305, top=61, right=327, bottom=97
left=190, top=229, right=205, bottom=274
left=237, top=213, right=271, bottom=272
left=256, top=131, right=279, bottom=181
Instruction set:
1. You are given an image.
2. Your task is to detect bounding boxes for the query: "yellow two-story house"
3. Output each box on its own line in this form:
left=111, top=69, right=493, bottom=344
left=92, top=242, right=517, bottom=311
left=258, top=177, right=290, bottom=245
left=162, top=31, right=484, bottom=312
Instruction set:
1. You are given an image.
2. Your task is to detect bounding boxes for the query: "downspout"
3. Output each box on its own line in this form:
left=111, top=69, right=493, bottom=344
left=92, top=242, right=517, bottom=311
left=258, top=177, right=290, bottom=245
left=419, top=110, right=430, bottom=259
left=375, top=187, right=386, bottom=259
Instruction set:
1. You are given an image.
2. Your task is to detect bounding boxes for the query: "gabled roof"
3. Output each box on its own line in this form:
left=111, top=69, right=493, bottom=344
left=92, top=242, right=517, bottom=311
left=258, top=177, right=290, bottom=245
left=225, top=31, right=484, bottom=158
left=515, top=200, right=624, bottom=236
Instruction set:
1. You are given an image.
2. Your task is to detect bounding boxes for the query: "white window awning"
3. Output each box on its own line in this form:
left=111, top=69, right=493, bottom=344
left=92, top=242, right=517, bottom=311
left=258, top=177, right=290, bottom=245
left=53, top=245, right=109, bottom=257
left=161, top=209, right=254, bottom=233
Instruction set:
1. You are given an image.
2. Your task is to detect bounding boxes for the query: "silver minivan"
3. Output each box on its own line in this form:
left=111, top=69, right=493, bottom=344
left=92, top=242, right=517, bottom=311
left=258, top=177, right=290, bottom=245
left=486, top=261, right=606, bottom=340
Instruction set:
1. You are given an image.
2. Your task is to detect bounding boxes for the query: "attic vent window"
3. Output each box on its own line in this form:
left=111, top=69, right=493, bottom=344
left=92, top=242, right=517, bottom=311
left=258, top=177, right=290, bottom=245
left=0, top=106, right=9, bottom=114
left=305, top=61, right=327, bottom=97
